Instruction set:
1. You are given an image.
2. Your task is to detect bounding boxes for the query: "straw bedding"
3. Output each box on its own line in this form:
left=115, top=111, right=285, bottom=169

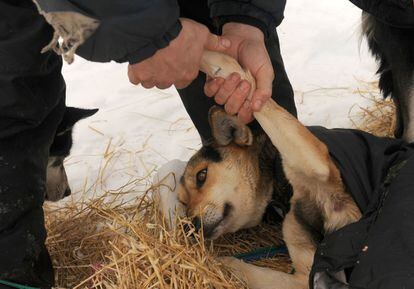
left=45, top=83, right=394, bottom=288
left=45, top=188, right=291, bottom=289
left=349, top=81, right=396, bottom=137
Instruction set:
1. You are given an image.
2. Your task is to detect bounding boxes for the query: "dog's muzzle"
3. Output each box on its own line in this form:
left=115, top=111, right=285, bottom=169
left=184, top=216, right=221, bottom=239
left=64, top=187, right=71, bottom=197
left=186, top=203, right=233, bottom=239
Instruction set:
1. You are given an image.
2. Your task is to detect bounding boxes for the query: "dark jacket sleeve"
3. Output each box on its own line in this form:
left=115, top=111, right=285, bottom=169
left=208, top=0, right=287, bottom=36
left=350, top=0, right=414, bottom=28
left=34, top=0, right=182, bottom=63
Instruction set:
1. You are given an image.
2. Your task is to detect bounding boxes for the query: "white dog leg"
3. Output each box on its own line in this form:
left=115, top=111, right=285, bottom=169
left=220, top=257, right=308, bottom=289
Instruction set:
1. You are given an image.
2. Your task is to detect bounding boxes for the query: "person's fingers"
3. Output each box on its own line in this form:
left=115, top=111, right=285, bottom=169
left=130, top=65, right=157, bottom=88
left=224, top=80, right=251, bottom=115
left=214, top=73, right=241, bottom=105
left=153, top=71, right=174, bottom=89
left=204, top=77, right=224, bottom=97
left=237, top=101, right=254, bottom=124
left=204, top=33, right=231, bottom=52
left=184, top=69, right=200, bottom=84
left=175, top=79, right=193, bottom=89
left=171, top=66, right=199, bottom=89
left=141, top=80, right=156, bottom=89
left=251, top=65, right=274, bottom=111
left=128, top=65, right=140, bottom=85
left=156, top=82, right=173, bottom=89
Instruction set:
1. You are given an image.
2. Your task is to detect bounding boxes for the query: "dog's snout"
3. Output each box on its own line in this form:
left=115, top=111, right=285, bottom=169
left=64, top=187, right=71, bottom=197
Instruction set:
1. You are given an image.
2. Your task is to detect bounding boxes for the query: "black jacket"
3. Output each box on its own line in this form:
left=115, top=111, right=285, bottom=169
left=309, top=127, right=414, bottom=289
left=34, top=0, right=413, bottom=64
left=350, top=0, right=414, bottom=28
left=34, top=0, right=287, bottom=64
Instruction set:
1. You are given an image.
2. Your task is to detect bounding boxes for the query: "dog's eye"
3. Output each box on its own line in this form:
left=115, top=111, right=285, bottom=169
left=196, top=168, right=207, bottom=187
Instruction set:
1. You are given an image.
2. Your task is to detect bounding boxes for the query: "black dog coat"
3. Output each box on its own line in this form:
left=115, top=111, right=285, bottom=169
left=308, top=127, right=414, bottom=289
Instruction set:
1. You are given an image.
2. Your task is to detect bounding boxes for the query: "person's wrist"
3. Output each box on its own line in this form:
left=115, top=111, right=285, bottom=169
left=222, top=22, right=264, bottom=41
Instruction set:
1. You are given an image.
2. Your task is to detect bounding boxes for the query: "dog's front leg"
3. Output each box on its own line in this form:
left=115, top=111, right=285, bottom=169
left=200, top=51, right=334, bottom=182
left=221, top=210, right=314, bottom=289
left=220, top=256, right=308, bottom=289
left=255, top=100, right=334, bottom=182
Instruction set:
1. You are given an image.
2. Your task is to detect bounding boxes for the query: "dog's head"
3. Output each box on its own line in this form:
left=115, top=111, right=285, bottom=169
left=178, top=107, right=274, bottom=239
left=45, top=107, right=98, bottom=202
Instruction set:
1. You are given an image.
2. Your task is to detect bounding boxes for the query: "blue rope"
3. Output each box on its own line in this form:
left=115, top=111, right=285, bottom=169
left=234, top=245, right=288, bottom=262
left=0, top=280, right=40, bottom=289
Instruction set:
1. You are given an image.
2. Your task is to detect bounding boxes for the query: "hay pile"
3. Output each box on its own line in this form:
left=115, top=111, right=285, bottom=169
left=45, top=181, right=290, bottom=289
left=349, top=81, right=396, bottom=137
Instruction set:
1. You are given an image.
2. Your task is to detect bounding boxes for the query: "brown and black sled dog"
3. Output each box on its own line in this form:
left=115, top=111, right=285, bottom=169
left=179, top=102, right=361, bottom=289
left=176, top=52, right=414, bottom=289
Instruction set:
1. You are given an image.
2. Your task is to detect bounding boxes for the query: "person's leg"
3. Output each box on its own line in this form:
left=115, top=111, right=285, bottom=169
left=0, top=98, right=64, bottom=289
left=0, top=1, right=65, bottom=288
left=177, top=1, right=296, bottom=143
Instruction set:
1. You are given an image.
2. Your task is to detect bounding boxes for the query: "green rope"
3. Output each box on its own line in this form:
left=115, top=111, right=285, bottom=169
left=0, top=280, right=40, bottom=289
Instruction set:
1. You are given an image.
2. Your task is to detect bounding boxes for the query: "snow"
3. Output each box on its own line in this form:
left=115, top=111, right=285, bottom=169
left=61, top=0, right=378, bottom=199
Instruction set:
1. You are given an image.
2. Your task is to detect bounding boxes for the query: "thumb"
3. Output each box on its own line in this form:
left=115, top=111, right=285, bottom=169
left=204, top=33, right=231, bottom=52
left=251, top=66, right=274, bottom=111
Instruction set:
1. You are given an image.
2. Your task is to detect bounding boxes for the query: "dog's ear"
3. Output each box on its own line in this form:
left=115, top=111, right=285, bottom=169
left=63, top=107, right=99, bottom=128
left=209, top=106, right=253, bottom=146
left=56, top=107, right=98, bottom=135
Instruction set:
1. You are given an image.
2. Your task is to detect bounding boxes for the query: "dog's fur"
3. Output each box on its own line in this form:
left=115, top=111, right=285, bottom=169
left=178, top=102, right=361, bottom=289
left=362, top=12, right=414, bottom=141
left=45, top=107, right=98, bottom=202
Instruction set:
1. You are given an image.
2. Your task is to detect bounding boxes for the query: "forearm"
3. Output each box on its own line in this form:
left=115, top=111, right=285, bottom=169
left=208, top=0, right=287, bottom=37
left=33, top=0, right=181, bottom=63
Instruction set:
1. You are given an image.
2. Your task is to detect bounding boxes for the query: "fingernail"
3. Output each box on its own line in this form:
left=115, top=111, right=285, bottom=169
left=253, top=100, right=262, bottom=110
left=220, top=38, right=231, bottom=48
left=239, top=81, right=250, bottom=92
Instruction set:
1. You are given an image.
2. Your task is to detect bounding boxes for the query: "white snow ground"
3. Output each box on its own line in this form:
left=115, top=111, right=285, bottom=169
left=61, top=0, right=378, bottom=200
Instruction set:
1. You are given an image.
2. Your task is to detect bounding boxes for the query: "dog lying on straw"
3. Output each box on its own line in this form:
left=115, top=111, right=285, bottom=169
left=159, top=52, right=414, bottom=289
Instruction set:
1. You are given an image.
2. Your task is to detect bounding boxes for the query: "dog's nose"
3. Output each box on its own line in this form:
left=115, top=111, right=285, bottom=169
left=64, top=187, right=71, bottom=197
left=183, top=216, right=202, bottom=237
left=183, top=223, right=191, bottom=235
left=183, top=217, right=201, bottom=236
left=191, top=216, right=201, bottom=231
left=184, top=217, right=202, bottom=234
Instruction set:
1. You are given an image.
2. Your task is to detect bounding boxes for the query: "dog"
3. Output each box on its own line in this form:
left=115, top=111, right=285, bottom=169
left=362, top=12, right=414, bottom=141
left=177, top=100, right=414, bottom=288
left=45, top=106, right=98, bottom=202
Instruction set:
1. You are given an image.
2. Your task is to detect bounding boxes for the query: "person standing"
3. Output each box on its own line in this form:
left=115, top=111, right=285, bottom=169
left=0, top=0, right=294, bottom=288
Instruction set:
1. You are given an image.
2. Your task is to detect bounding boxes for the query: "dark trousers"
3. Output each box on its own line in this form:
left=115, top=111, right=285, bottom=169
left=178, top=0, right=297, bottom=143
left=0, top=1, right=65, bottom=288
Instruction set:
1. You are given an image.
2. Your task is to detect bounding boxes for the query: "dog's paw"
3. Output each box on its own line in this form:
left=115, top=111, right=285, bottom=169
left=219, top=257, right=249, bottom=279
left=219, top=256, right=273, bottom=289
left=152, top=159, right=187, bottom=229
left=219, top=256, right=243, bottom=267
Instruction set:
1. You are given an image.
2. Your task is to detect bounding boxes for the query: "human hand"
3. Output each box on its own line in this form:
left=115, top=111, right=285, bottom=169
left=204, top=23, right=274, bottom=123
left=128, top=18, right=230, bottom=89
